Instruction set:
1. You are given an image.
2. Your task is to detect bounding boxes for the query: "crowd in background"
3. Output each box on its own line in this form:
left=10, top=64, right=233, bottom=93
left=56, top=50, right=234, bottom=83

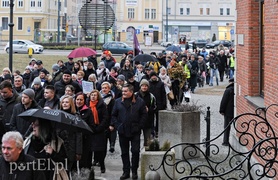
left=0, top=44, right=235, bottom=180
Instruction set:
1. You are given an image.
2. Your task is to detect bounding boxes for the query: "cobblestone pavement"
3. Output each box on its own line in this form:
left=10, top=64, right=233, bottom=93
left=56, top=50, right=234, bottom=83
left=92, top=79, right=230, bottom=180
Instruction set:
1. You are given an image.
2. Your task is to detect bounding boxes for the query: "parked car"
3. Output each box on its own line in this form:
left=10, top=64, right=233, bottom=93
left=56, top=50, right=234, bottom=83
left=4, top=40, right=44, bottom=54
left=102, top=41, right=133, bottom=54
left=206, top=40, right=232, bottom=49
left=66, top=34, right=78, bottom=43
left=161, top=41, right=173, bottom=47
left=193, top=39, right=207, bottom=48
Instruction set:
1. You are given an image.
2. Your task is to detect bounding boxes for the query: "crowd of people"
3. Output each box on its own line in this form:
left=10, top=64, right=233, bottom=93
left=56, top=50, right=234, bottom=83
left=0, top=44, right=234, bottom=180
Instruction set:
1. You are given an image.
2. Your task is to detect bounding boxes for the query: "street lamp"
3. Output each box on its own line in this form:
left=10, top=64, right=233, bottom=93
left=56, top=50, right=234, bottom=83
left=9, top=0, right=14, bottom=72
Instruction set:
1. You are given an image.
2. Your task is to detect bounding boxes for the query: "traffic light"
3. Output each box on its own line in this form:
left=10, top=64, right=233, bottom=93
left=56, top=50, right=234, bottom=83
left=65, top=23, right=68, bottom=33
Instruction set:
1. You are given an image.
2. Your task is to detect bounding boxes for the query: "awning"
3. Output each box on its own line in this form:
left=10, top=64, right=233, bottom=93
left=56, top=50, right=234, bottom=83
left=40, top=29, right=65, bottom=32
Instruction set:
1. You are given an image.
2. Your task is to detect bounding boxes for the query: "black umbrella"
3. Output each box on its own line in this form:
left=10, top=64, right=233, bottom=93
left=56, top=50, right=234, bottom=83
left=133, top=54, right=158, bottom=63
left=166, top=45, right=182, bottom=52
left=18, top=109, right=93, bottom=134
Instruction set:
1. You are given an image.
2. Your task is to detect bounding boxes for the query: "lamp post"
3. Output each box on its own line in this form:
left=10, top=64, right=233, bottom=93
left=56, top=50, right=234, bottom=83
left=165, top=0, right=169, bottom=42
left=9, top=0, right=14, bottom=72
left=57, top=0, right=61, bottom=43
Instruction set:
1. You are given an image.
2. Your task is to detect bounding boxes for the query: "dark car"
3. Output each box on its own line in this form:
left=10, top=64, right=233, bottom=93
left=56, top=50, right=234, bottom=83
left=193, top=39, right=207, bottom=48
left=102, top=41, right=133, bottom=54
left=206, top=40, right=232, bottom=49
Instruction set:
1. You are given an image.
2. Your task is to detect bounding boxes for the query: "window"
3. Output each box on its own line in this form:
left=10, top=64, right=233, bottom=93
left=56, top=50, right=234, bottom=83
left=206, top=8, right=210, bottom=15
left=226, top=8, right=230, bottom=15
left=259, top=1, right=265, bottom=96
left=38, top=0, right=42, bottom=7
left=186, top=8, right=190, bottom=15
left=200, top=8, right=203, bottom=15
left=151, top=9, right=156, bottom=19
left=2, top=17, right=8, bottom=30
left=167, top=7, right=171, bottom=15
left=145, top=9, right=150, bottom=19
left=31, top=0, right=35, bottom=7
left=220, top=8, right=224, bottom=15
left=128, top=8, right=135, bottom=19
left=18, top=17, right=23, bottom=30
left=180, top=8, right=183, bottom=15
left=18, top=0, right=23, bottom=7
left=2, top=0, right=9, bottom=7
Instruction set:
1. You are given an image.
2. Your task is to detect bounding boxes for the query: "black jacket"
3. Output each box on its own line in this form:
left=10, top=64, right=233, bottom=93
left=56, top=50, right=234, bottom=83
left=0, top=93, right=21, bottom=133
left=217, top=54, right=228, bottom=71
left=38, top=95, right=60, bottom=110
left=0, top=151, right=46, bottom=180
left=54, top=79, right=82, bottom=98
left=32, top=86, right=44, bottom=103
left=149, top=78, right=167, bottom=110
left=219, top=83, right=234, bottom=117
left=10, top=101, right=41, bottom=136
left=89, top=99, right=109, bottom=151
left=111, top=95, right=147, bottom=137
left=136, top=91, right=156, bottom=128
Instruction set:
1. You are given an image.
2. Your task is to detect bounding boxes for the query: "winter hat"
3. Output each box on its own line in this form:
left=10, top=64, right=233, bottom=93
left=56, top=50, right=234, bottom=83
left=140, top=79, right=149, bottom=87
left=114, top=63, right=120, bottom=69
left=229, top=78, right=234, bottom=83
left=117, top=74, right=125, bottom=82
left=36, top=60, right=43, bottom=65
left=40, top=69, right=48, bottom=75
left=99, top=61, right=105, bottom=67
left=33, top=77, right=41, bottom=85
left=52, top=64, right=60, bottom=71
left=23, top=88, right=35, bottom=100
left=4, top=74, right=12, bottom=80
left=25, top=66, right=32, bottom=71
left=149, top=71, right=158, bottom=78
left=63, top=69, right=72, bottom=76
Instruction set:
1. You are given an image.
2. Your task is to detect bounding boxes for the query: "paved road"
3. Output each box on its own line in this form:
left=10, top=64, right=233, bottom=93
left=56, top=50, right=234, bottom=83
left=88, top=80, right=229, bottom=180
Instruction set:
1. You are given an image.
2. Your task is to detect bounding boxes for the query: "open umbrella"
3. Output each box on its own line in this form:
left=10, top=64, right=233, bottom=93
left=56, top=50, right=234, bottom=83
left=133, top=54, right=158, bottom=63
left=18, top=109, right=93, bottom=134
left=166, top=45, right=182, bottom=53
left=67, top=47, right=97, bottom=59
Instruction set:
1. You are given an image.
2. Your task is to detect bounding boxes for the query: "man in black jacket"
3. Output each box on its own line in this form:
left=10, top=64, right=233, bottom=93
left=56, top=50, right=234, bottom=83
left=0, top=131, right=46, bottom=180
left=54, top=70, right=82, bottom=98
left=111, top=84, right=147, bottom=180
left=219, top=78, right=234, bottom=146
left=10, top=88, right=40, bottom=137
left=0, top=81, right=21, bottom=140
left=148, top=71, right=167, bottom=137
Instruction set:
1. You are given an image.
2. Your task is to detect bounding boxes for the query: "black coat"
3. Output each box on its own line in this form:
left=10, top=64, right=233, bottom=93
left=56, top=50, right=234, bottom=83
left=0, top=151, right=46, bottom=180
left=38, top=95, right=60, bottom=110
left=103, top=59, right=115, bottom=71
left=54, top=79, right=82, bottom=98
left=111, top=95, right=147, bottom=137
left=64, top=61, right=74, bottom=71
left=0, top=93, right=21, bottom=133
left=219, top=83, right=234, bottom=117
left=217, top=54, right=228, bottom=72
left=149, top=79, right=167, bottom=110
left=190, top=60, right=199, bottom=88
left=32, top=86, right=44, bottom=103
left=136, top=91, right=156, bottom=128
left=10, top=101, right=40, bottom=136
left=84, top=68, right=96, bottom=81
left=90, top=99, right=108, bottom=151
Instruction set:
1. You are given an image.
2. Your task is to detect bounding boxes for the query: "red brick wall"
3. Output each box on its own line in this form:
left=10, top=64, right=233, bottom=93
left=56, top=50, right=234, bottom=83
left=236, top=0, right=278, bottom=176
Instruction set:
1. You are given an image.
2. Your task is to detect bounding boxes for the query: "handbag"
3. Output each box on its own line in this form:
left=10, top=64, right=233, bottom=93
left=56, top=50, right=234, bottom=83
left=167, top=90, right=174, bottom=100
left=53, top=161, right=69, bottom=180
left=190, top=69, right=198, bottom=75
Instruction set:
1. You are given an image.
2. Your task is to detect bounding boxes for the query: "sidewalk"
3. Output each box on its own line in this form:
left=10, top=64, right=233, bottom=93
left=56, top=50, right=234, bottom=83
left=92, top=80, right=229, bottom=180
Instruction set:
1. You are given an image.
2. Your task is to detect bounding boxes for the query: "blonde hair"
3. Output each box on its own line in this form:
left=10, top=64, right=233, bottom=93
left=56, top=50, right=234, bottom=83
left=60, top=95, right=76, bottom=114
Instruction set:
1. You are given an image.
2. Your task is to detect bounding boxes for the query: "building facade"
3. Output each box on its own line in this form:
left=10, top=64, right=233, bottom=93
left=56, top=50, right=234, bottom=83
left=234, top=0, right=278, bottom=173
left=162, top=0, right=236, bottom=43
left=0, top=0, right=66, bottom=42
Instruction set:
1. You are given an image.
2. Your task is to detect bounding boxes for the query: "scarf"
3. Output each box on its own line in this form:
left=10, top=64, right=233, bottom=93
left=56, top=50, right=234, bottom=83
left=90, top=100, right=99, bottom=125
left=159, top=73, right=167, bottom=80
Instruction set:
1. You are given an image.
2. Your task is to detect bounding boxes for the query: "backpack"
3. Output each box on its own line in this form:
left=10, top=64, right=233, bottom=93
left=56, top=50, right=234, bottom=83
left=145, top=61, right=161, bottom=74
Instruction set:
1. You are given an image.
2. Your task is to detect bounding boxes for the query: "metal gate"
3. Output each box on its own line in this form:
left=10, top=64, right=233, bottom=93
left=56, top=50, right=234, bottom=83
left=149, top=104, right=278, bottom=179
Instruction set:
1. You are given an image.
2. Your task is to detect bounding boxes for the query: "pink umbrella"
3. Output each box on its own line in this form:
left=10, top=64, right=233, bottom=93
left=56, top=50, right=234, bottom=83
left=67, top=47, right=97, bottom=58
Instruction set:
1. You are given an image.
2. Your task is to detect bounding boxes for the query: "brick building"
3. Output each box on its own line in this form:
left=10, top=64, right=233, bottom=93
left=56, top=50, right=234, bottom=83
left=234, top=0, right=278, bottom=176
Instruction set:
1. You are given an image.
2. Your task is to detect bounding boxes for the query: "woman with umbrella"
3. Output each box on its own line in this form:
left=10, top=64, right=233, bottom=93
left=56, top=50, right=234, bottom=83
left=59, top=95, right=83, bottom=173
left=88, top=89, right=108, bottom=173
left=23, top=118, right=68, bottom=180
left=74, top=92, right=95, bottom=169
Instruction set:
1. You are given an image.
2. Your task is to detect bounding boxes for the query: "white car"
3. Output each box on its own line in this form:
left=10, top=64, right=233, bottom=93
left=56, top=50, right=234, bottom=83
left=4, top=40, right=44, bottom=54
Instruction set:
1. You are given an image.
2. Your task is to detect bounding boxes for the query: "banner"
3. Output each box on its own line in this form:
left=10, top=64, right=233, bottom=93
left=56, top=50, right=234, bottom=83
left=127, top=26, right=141, bottom=56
